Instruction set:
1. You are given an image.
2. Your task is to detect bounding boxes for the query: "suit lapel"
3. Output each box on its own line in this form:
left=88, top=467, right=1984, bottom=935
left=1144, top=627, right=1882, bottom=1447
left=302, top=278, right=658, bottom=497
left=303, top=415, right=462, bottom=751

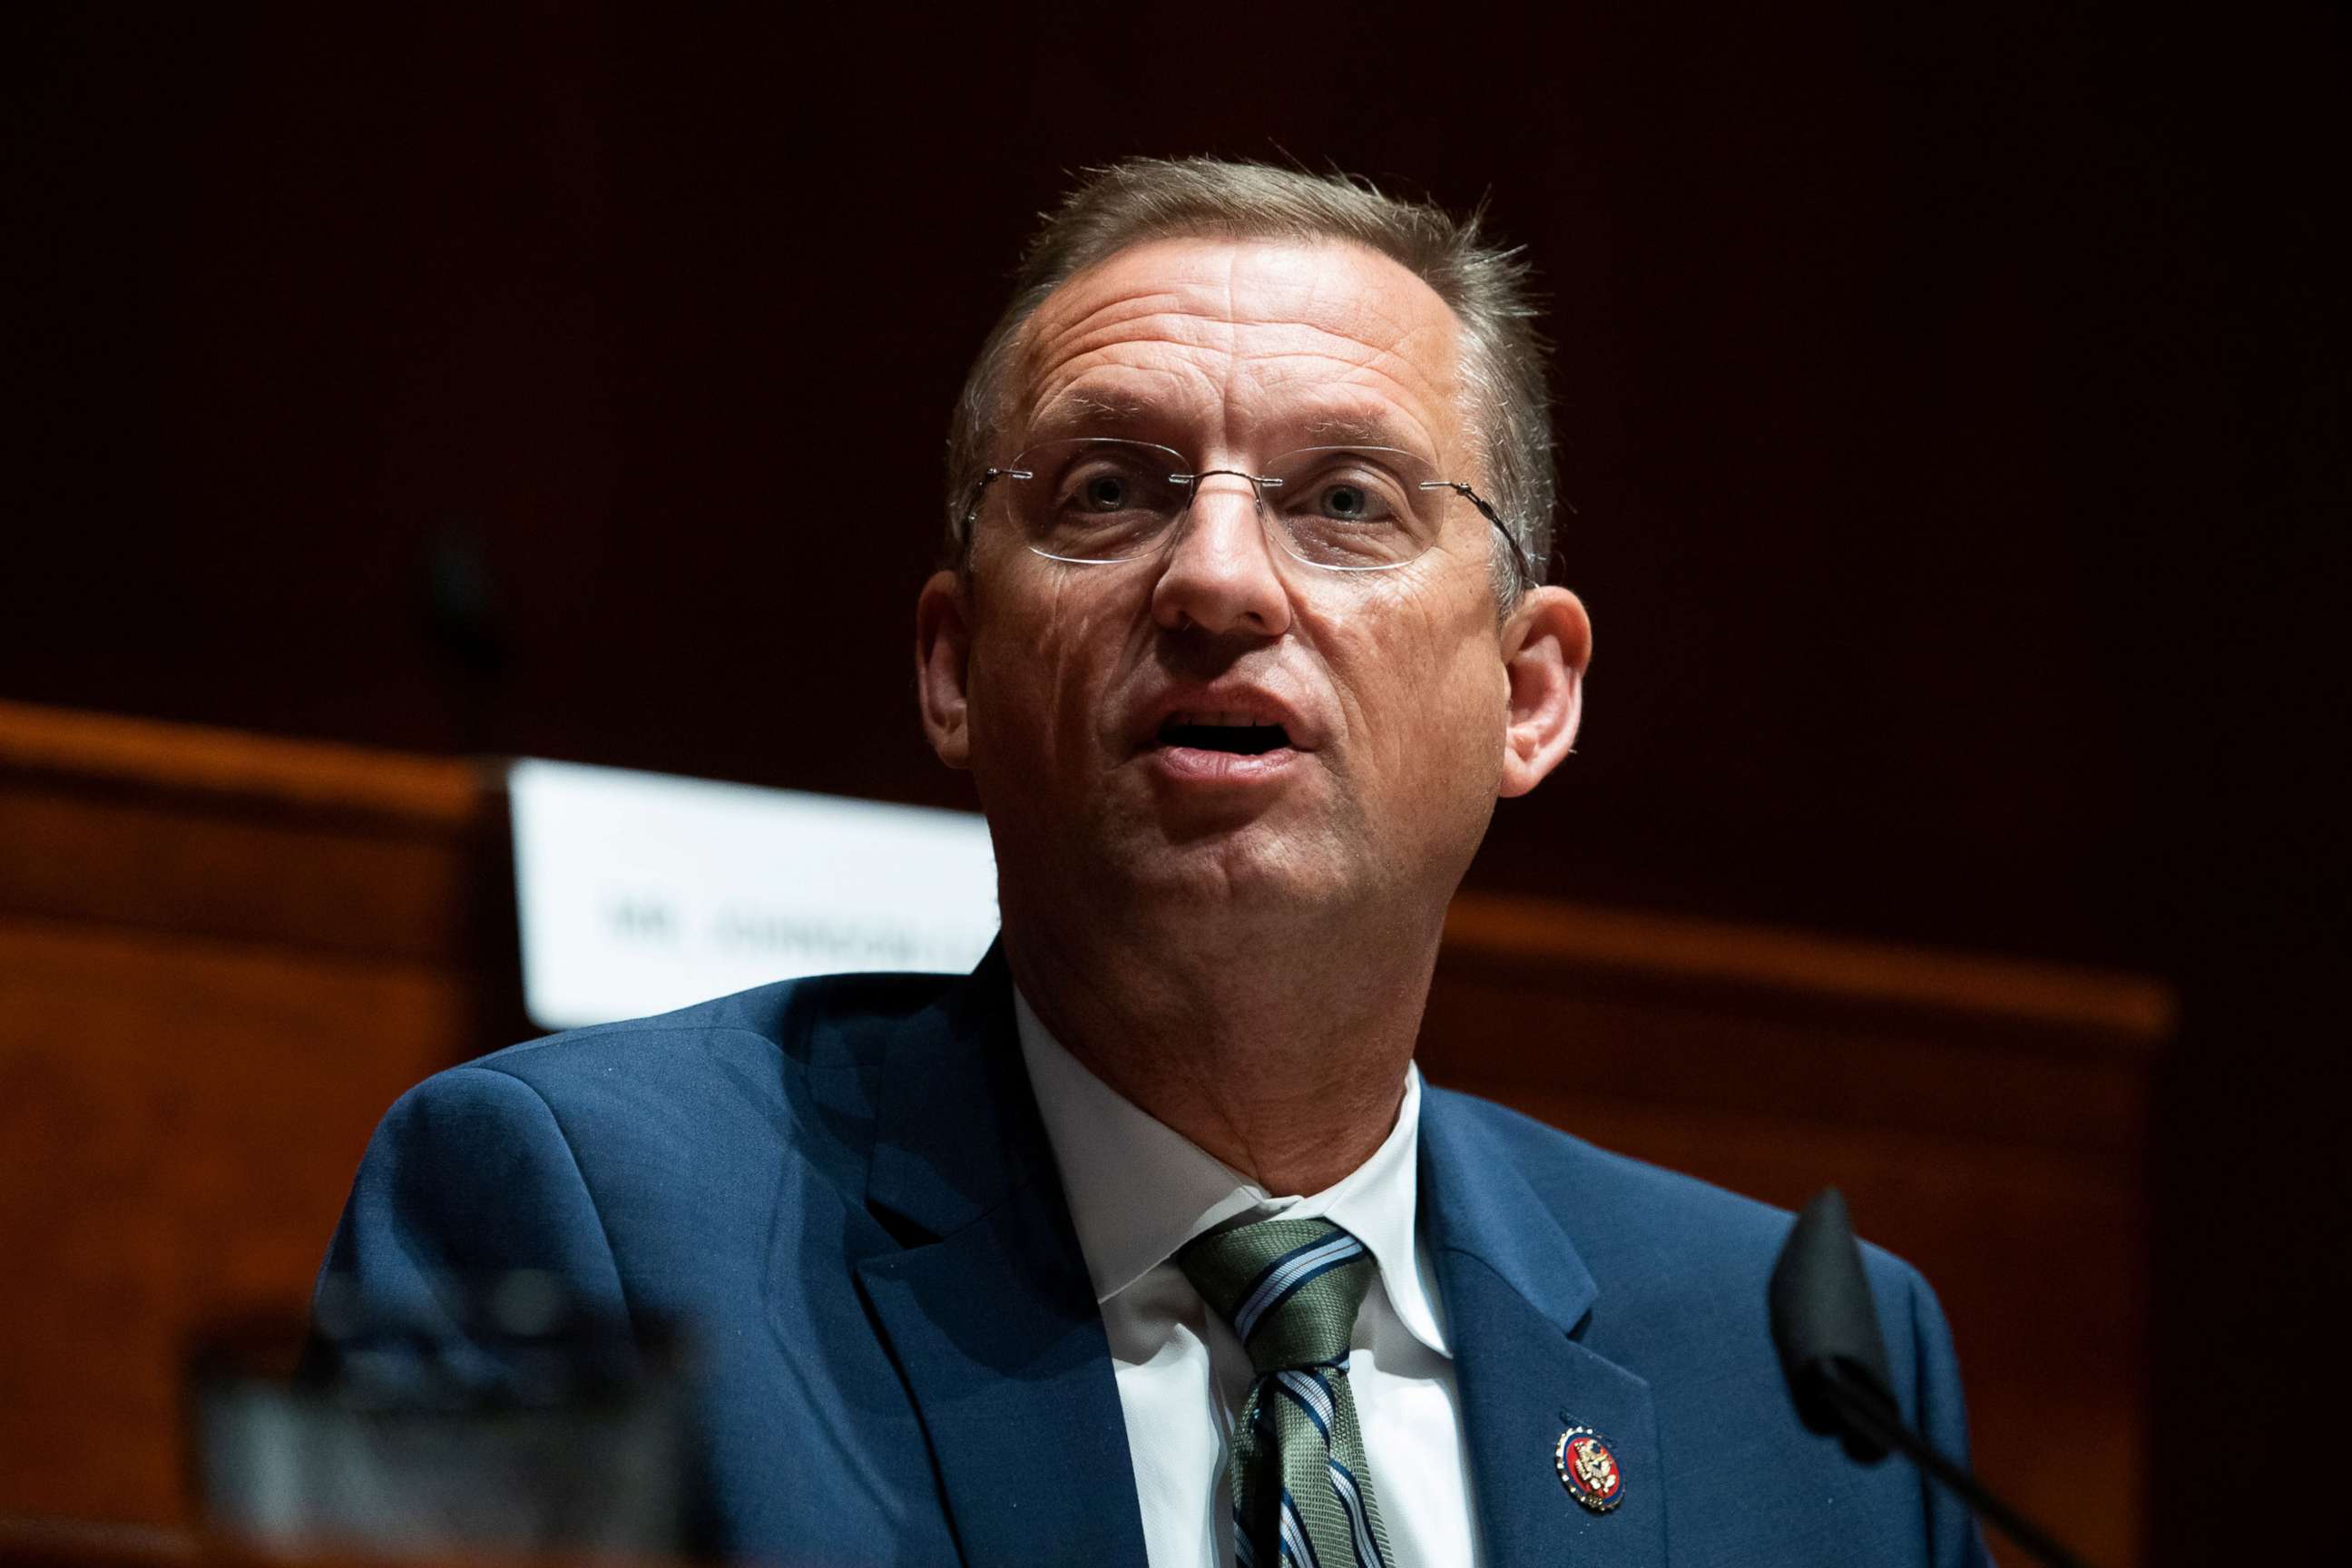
left=854, top=948, right=1147, bottom=1568
left=1421, top=1092, right=1669, bottom=1567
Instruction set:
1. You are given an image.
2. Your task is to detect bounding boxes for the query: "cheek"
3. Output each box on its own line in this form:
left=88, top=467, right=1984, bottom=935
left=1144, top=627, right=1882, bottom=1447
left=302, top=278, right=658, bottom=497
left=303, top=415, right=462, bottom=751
left=1420, top=652, right=1511, bottom=777
left=967, top=575, right=1132, bottom=768
left=1342, top=596, right=1508, bottom=799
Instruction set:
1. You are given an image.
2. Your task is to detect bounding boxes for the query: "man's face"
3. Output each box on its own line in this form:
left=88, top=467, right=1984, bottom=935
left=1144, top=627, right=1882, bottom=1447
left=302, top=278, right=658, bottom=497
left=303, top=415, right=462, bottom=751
left=918, top=237, right=1587, bottom=934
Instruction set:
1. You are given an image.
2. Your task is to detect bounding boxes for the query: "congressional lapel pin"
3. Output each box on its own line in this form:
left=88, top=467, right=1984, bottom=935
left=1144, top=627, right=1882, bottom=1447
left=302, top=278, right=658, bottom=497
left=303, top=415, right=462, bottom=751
left=1555, top=1424, right=1625, bottom=1513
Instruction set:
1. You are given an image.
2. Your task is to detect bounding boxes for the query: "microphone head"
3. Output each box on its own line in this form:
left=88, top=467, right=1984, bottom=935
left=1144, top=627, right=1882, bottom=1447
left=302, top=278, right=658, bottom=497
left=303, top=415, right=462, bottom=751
left=1769, top=1187, right=1900, bottom=1462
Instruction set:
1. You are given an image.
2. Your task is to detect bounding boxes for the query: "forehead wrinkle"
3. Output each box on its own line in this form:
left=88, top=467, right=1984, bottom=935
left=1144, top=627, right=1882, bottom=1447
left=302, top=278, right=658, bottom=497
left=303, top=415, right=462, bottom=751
left=1219, top=252, right=1464, bottom=462
left=1222, top=239, right=1462, bottom=395
left=1232, top=359, right=1446, bottom=460
left=1244, top=328, right=1451, bottom=403
left=1046, top=327, right=1449, bottom=420
left=1014, top=237, right=1469, bottom=464
left=1020, top=288, right=1235, bottom=388
left=1033, top=348, right=1446, bottom=466
left=1116, top=290, right=1451, bottom=405
left=1025, top=355, right=1227, bottom=445
left=1016, top=305, right=1230, bottom=438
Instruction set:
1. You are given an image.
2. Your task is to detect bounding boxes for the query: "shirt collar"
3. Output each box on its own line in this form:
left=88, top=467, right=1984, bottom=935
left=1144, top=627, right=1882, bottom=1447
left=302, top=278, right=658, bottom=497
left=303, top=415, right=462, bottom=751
left=1012, top=985, right=1449, bottom=1357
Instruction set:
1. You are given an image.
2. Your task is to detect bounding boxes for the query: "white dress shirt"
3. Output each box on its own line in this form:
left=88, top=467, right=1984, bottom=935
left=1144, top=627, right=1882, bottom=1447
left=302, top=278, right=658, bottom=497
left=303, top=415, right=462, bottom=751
left=1013, top=989, right=1485, bottom=1568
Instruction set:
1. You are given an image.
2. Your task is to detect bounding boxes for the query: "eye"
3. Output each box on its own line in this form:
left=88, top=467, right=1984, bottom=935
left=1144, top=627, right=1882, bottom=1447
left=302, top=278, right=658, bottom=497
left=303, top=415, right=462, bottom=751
left=1042, top=450, right=1181, bottom=527
left=1049, top=456, right=1159, bottom=514
left=1080, top=473, right=1131, bottom=512
left=1318, top=481, right=1377, bottom=522
left=1298, top=470, right=1402, bottom=526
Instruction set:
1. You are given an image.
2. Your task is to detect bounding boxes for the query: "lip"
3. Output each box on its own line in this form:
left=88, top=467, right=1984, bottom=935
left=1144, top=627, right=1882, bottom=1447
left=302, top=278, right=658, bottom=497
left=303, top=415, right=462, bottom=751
left=1142, top=741, right=1306, bottom=789
left=1129, top=683, right=1319, bottom=754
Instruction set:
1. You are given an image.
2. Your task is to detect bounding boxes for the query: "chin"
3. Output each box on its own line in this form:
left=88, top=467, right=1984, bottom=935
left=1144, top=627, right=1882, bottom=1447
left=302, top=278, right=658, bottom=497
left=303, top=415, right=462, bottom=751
left=1102, top=815, right=1358, bottom=910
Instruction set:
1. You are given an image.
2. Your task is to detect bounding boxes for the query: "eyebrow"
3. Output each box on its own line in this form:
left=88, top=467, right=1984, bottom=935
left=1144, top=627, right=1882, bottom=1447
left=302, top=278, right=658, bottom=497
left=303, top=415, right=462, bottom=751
left=1024, top=395, right=1429, bottom=456
left=1026, top=393, right=1154, bottom=441
left=1299, top=411, right=1423, bottom=451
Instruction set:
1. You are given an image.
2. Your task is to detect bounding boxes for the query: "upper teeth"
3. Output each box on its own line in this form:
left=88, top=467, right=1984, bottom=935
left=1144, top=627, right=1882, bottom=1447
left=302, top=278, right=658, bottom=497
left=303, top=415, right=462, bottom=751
left=1171, top=711, right=1268, bottom=727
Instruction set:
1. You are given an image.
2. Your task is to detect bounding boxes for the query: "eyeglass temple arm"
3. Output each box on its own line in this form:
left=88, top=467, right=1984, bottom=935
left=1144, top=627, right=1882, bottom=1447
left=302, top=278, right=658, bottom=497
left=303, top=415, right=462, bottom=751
left=958, top=466, right=1032, bottom=544
left=1433, top=481, right=1539, bottom=593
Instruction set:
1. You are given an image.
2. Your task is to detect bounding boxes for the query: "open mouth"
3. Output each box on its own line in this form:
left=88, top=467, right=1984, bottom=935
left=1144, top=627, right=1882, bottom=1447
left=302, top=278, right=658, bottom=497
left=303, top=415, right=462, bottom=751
left=1155, top=712, right=1293, bottom=756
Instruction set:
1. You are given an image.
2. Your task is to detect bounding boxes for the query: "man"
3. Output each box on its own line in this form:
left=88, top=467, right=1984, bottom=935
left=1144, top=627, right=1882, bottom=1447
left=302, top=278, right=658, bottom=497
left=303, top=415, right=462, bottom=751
left=317, top=159, right=1989, bottom=1566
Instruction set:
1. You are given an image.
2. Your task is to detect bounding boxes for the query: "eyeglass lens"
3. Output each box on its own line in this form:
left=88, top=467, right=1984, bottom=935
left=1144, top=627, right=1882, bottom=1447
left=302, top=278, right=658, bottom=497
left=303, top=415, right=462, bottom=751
left=994, top=438, right=1451, bottom=570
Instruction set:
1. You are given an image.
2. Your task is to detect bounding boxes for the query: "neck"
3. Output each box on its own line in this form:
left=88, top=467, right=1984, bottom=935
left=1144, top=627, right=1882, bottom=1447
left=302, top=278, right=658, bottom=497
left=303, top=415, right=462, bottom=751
left=1001, top=885, right=1443, bottom=1197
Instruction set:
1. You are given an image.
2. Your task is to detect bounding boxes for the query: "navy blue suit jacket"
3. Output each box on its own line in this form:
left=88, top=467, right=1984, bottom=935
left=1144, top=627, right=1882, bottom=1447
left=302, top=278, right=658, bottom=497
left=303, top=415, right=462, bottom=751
left=317, top=951, right=1992, bottom=1565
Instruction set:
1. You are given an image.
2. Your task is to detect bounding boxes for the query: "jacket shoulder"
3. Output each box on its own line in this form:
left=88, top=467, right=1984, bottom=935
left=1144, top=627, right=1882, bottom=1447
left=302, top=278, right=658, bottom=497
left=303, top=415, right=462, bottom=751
left=1424, top=1085, right=1984, bottom=1562
left=474, top=968, right=966, bottom=1083
left=342, top=969, right=975, bottom=1303
left=414, top=969, right=962, bottom=1129
left=371, top=969, right=969, bottom=1227
left=1422, top=1085, right=1941, bottom=1368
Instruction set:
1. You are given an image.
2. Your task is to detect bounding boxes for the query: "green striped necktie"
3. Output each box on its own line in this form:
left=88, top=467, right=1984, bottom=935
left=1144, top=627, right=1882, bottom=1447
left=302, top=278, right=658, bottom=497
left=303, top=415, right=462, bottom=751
left=1177, top=1217, right=1396, bottom=1568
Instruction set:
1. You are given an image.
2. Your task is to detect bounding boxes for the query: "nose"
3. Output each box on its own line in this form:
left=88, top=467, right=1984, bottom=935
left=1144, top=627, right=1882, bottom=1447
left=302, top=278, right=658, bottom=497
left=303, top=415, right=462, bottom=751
left=1148, top=473, right=1293, bottom=639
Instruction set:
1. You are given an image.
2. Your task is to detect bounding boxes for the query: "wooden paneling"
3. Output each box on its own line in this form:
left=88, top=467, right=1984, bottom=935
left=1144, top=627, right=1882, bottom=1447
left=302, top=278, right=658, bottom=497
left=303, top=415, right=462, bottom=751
left=0, top=701, right=2165, bottom=1563
left=0, top=922, right=473, bottom=1522
left=0, top=701, right=490, bottom=965
left=0, top=702, right=504, bottom=1524
left=1426, top=901, right=2164, bottom=1564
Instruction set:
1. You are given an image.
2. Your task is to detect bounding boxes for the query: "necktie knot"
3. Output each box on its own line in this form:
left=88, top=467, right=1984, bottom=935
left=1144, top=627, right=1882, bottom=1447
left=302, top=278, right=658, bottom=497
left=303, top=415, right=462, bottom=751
left=1177, top=1216, right=1376, bottom=1374
left=1176, top=1216, right=1395, bottom=1565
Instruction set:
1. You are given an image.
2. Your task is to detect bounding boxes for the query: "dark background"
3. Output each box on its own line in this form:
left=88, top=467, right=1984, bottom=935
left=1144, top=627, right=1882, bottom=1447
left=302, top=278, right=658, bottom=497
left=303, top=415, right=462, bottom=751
left=5, top=4, right=2342, bottom=1559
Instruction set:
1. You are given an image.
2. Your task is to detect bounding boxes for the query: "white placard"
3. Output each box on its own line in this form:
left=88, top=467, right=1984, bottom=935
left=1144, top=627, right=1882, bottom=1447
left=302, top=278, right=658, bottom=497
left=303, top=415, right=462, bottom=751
left=507, top=759, right=999, bottom=1032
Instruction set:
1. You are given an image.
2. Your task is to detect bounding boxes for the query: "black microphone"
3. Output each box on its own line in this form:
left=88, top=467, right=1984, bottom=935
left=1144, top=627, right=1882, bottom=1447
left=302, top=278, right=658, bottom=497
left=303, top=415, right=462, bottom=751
left=1768, top=1188, right=2092, bottom=1568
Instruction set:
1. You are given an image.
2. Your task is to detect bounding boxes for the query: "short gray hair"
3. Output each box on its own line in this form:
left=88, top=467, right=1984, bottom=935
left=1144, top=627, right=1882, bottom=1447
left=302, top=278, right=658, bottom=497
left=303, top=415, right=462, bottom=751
left=943, top=157, right=1555, bottom=603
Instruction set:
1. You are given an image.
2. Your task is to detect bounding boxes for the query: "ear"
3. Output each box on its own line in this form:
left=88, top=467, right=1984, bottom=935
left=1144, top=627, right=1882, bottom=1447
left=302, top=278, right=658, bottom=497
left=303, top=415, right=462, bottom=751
left=916, top=569, right=975, bottom=770
left=1497, top=585, right=1591, bottom=799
